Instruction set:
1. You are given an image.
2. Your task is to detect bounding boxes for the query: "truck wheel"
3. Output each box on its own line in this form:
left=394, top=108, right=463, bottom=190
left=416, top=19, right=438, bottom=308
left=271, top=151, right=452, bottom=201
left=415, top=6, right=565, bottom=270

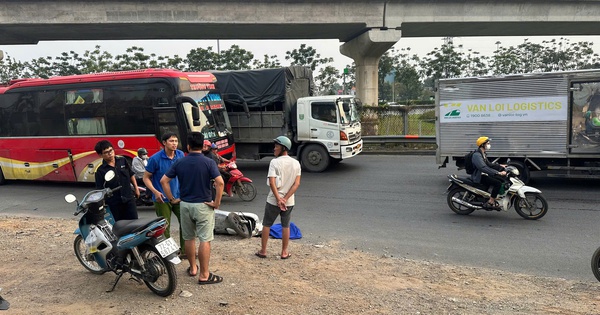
left=508, top=160, right=530, bottom=184
left=301, top=144, right=330, bottom=172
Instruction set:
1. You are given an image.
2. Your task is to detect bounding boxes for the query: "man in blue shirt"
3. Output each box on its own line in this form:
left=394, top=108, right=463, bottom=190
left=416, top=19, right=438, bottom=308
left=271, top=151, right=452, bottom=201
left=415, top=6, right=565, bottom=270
left=143, top=132, right=186, bottom=256
left=161, top=132, right=224, bottom=285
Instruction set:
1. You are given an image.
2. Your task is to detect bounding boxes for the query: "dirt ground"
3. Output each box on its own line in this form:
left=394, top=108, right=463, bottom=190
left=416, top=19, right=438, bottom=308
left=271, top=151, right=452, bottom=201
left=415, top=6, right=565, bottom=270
left=1, top=215, right=599, bottom=315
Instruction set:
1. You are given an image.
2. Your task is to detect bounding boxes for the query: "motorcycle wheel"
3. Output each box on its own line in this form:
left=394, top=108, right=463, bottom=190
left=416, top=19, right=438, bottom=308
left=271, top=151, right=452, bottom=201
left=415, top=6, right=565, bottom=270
left=447, top=187, right=476, bottom=215
left=140, top=246, right=177, bottom=297
left=227, top=212, right=251, bottom=238
left=73, top=235, right=106, bottom=275
left=514, top=193, right=548, bottom=220
left=591, top=247, right=600, bottom=282
left=236, top=182, right=257, bottom=201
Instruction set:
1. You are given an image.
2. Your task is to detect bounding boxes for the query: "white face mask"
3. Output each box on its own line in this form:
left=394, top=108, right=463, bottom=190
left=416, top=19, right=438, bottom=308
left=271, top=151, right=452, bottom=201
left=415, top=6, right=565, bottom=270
left=485, top=144, right=491, bottom=150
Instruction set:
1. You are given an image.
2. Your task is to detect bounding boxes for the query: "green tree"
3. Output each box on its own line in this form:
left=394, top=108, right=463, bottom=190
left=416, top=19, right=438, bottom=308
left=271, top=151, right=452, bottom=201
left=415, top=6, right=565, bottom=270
left=113, top=46, right=154, bottom=70
left=420, top=38, right=469, bottom=81
left=218, top=45, right=254, bottom=70
left=0, top=54, right=28, bottom=83
left=186, top=46, right=220, bottom=71
left=315, top=65, right=340, bottom=95
left=285, top=44, right=333, bottom=70
left=253, top=54, right=281, bottom=69
left=78, top=46, right=115, bottom=73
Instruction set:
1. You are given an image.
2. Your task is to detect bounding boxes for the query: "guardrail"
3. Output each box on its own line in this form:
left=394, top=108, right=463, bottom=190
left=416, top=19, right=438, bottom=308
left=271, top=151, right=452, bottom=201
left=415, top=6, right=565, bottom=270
left=362, top=135, right=436, bottom=144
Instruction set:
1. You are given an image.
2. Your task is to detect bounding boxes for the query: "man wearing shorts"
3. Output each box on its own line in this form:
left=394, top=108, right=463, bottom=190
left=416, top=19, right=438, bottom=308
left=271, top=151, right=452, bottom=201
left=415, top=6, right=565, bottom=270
left=255, top=136, right=301, bottom=260
left=160, top=132, right=225, bottom=284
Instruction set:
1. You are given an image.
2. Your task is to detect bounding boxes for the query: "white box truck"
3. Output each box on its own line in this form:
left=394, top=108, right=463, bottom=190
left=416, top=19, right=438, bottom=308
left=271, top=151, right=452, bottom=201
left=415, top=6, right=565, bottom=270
left=211, top=67, right=363, bottom=172
left=436, top=69, right=600, bottom=183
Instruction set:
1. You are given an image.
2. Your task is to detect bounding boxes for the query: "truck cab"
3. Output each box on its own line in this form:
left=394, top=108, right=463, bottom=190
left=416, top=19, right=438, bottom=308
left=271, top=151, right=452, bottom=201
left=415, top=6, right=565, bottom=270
left=296, top=96, right=363, bottom=172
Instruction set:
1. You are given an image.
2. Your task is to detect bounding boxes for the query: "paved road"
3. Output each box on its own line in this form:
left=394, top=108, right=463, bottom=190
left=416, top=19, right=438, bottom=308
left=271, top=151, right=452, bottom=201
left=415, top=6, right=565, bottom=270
left=1, top=154, right=599, bottom=282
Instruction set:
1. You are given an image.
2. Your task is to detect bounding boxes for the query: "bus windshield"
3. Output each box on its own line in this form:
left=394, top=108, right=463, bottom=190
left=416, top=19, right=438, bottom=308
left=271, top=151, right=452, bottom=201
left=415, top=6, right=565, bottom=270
left=181, top=90, right=232, bottom=139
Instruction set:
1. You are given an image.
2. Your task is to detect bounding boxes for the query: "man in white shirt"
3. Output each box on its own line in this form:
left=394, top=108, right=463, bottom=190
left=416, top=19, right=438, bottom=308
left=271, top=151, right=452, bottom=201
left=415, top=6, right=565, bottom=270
left=255, top=136, right=301, bottom=260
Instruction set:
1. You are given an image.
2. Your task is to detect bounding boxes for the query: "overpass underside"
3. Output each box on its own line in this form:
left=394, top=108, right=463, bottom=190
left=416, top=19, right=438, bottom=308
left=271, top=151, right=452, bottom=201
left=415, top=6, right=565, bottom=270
left=4, top=0, right=600, bottom=105
left=5, top=22, right=600, bottom=45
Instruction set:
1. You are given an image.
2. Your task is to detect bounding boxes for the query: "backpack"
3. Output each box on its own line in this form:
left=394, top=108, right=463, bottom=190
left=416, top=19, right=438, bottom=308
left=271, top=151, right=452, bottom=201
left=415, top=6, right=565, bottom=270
left=464, top=150, right=477, bottom=175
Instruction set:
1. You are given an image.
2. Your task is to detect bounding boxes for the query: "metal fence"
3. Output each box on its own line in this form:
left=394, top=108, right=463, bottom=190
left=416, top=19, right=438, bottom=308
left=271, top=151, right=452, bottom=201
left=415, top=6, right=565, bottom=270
left=360, top=105, right=436, bottom=136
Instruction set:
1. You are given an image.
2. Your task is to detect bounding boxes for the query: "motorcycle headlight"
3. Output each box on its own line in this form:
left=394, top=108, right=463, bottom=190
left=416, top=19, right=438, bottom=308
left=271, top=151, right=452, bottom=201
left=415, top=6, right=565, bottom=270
left=505, top=165, right=520, bottom=176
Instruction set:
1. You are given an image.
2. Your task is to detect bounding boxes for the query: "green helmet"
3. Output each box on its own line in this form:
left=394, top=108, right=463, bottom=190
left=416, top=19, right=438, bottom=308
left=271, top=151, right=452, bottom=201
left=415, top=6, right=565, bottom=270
left=273, top=136, right=292, bottom=151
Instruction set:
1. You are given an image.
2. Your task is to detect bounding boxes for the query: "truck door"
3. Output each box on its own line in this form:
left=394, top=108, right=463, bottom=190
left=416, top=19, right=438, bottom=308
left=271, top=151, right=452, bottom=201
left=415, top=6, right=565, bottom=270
left=570, top=81, right=600, bottom=153
left=308, top=101, right=340, bottom=152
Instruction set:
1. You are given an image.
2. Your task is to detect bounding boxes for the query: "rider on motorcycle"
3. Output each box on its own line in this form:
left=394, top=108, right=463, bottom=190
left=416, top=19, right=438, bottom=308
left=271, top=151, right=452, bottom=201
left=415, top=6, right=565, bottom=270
left=210, top=143, right=232, bottom=183
left=471, top=137, right=507, bottom=210
left=132, top=148, right=149, bottom=186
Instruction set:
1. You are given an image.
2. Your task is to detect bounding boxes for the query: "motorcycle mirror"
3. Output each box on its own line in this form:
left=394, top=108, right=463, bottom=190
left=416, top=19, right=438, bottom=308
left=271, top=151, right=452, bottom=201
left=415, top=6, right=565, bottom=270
left=64, top=194, right=77, bottom=203
left=104, top=170, right=115, bottom=182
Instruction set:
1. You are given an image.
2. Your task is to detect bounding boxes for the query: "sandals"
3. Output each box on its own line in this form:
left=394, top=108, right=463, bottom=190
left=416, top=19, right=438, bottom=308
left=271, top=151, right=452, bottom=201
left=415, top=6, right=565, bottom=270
left=187, top=265, right=198, bottom=277
left=483, top=201, right=501, bottom=211
left=198, top=272, right=223, bottom=285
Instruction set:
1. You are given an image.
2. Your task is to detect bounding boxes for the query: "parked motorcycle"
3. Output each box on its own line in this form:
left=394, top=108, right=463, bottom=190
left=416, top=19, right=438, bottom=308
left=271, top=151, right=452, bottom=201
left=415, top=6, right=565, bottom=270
left=66, top=170, right=180, bottom=297
left=220, top=162, right=257, bottom=201
left=446, top=165, right=548, bottom=220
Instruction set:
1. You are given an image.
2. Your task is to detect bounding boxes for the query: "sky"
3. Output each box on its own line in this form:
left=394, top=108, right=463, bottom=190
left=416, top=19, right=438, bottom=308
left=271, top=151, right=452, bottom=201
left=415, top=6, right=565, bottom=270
left=2, top=35, right=600, bottom=72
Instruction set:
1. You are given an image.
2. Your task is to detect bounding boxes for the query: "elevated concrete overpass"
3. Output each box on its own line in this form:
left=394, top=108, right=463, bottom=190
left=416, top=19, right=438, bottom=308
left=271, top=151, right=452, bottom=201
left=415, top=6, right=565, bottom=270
left=3, top=1, right=600, bottom=105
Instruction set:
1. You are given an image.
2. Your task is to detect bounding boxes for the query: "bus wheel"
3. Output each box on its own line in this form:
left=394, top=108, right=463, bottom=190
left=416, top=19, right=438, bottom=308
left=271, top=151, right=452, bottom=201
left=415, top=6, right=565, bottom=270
left=300, top=144, right=330, bottom=172
left=0, top=167, right=5, bottom=185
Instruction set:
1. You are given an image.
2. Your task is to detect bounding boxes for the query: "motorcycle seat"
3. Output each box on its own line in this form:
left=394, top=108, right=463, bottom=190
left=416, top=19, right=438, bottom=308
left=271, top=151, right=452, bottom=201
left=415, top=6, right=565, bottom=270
left=112, top=217, right=165, bottom=237
left=449, top=174, right=489, bottom=190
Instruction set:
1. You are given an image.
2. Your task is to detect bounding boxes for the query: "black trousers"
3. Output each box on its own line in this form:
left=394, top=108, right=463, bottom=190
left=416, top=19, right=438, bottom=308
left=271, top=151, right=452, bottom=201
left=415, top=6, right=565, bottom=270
left=481, top=175, right=503, bottom=199
left=108, top=199, right=138, bottom=221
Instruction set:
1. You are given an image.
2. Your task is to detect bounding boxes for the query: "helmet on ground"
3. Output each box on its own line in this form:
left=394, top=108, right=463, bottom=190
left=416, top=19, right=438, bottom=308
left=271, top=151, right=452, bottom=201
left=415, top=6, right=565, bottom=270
left=137, top=148, right=148, bottom=156
left=476, top=136, right=491, bottom=147
left=273, top=136, right=292, bottom=151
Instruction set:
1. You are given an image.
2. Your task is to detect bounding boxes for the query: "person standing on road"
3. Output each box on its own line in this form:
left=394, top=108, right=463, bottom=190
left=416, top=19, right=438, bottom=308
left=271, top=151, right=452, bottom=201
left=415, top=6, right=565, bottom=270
left=143, top=132, right=186, bottom=257
left=255, top=136, right=301, bottom=260
left=160, top=131, right=225, bottom=284
left=94, top=140, right=140, bottom=221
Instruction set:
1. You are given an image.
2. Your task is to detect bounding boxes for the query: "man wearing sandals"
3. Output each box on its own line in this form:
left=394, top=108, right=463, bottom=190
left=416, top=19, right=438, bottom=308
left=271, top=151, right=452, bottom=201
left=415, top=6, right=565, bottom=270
left=160, top=132, right=225, bottom=285
left=471, top=137, right=507, bottom=211
left=256, top=136, right=301, bottom=260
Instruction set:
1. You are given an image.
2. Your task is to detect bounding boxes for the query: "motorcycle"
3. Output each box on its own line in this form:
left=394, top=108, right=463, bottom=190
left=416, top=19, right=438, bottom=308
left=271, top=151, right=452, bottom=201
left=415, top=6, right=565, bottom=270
left=219, top=162, right=257, bottom=201
left=446, top=165, right=548, bottom=220
left=214, top=209, right=263, bottom=238
left=135, top=184, right=154, bottom=207
left=65, top=170, right=180, bottom=297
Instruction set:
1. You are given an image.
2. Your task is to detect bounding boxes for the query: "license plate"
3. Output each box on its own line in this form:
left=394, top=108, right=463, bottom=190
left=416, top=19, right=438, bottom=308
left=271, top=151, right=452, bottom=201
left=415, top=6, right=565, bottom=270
left=155, top=238, right=179, bottom=258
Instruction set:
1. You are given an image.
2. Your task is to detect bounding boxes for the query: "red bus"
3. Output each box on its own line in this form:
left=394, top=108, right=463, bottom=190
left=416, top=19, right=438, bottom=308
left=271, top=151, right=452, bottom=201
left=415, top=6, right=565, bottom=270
left=0, top=69, right=234, bottom=184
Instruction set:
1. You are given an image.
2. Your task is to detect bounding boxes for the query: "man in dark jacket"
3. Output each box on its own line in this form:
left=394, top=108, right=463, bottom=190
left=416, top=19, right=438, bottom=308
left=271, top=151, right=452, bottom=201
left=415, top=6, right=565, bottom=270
left=471, top=136, right=506, bottom=210
left=94, top=140, right=140, bottom=221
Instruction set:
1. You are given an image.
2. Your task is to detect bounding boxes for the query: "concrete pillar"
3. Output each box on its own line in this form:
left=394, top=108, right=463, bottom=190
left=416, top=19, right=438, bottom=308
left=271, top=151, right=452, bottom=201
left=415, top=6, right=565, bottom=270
left=340, top=29, right=402, bottom=106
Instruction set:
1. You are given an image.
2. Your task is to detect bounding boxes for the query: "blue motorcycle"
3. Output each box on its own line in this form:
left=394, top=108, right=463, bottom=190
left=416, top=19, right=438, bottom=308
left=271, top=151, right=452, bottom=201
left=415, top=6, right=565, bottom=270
left=65, top=171, right=180, bottom=297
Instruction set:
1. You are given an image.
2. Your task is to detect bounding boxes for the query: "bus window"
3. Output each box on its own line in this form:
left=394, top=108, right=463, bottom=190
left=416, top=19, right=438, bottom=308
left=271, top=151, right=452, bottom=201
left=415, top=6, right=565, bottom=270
left=6, top=93, right=40, bottom=136
left=67, top=117, right=106, bottom=135
left=65, top=94, right=107, bottom=135
left=65, top=89, right=103, bottom=105
left=38, top=90, right=67, bottom=136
